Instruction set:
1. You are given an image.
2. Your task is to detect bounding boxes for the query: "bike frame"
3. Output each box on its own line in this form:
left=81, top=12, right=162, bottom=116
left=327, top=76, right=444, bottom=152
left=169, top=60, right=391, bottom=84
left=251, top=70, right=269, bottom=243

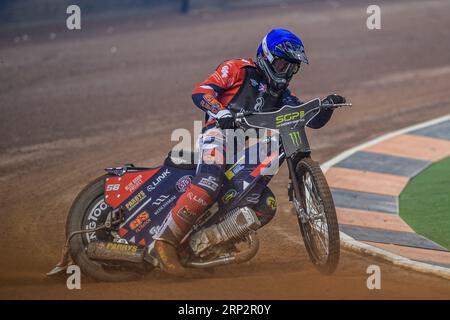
left=101, top=99, right=351, bottom=246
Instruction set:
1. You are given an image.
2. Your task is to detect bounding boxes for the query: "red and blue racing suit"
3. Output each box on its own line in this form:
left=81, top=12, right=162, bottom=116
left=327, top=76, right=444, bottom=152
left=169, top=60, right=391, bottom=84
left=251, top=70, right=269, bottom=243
left=163, top=58, right=333, bottom=242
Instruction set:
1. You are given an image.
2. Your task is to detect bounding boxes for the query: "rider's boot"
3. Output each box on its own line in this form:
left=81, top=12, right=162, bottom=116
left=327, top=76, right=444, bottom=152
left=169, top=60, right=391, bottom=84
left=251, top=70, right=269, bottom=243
left=153, top=216, right=187, bottom=277
left=153, top=184, right=213, bottom=276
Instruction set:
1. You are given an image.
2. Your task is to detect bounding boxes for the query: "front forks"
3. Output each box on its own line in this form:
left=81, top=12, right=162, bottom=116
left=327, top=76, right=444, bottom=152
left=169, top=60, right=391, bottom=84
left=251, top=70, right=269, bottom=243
left=286, top=157, right=302, bottom=201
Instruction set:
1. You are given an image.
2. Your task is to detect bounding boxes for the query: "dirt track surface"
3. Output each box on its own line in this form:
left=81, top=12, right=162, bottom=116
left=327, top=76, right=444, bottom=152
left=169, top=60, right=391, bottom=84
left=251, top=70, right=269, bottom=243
left=1, top=0, right=450, bottom=299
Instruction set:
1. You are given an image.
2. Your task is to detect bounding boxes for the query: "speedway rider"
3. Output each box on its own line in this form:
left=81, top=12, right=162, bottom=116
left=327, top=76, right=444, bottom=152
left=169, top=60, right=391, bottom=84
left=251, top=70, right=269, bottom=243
left=152, top=28, right=346, bottom=275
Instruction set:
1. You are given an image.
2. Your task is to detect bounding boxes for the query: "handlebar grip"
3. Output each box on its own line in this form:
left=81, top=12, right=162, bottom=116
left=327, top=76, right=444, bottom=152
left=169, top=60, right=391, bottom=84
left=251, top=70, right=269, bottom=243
left=236, top=111, right=254, bottom=118
left=322, top=103, right=352, bottom=110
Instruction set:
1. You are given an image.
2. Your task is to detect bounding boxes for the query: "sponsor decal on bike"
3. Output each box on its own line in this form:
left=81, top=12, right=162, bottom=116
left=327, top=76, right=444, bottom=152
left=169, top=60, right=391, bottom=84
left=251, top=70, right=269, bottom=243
left=147, top=168, right=170, bottom=192
left=225, top=163, right=244, bottom=179
left=176, top=175, right=193, bottom=192
left=125, top=190, right=146, bottom=211
left=105, top=242, right=139, bottom=254
left=177, top=206, right=196, bottom=224
left=222, top=189, right=237, bottom=203
left=148, top=224, right=162, bottom=238
left=250, top=152, right=278, bottom=177
left=153, top=194, right=177, bottom=216
left=129, top=211, right=151, bottom=233
left=198, top=176, right=219, bottom=192
left=125, top=174, right=144, bottom=193
left=187, top=191, right=208, bottom=207
left=85, top=200, right=109, bottom=242
left=266, top=196, right=277, bottom=211
left=232, top=164, right=244, bottom=175
left=87, top=200, right=108, bottom=222
left=152, top=194, right=170, bottom=206
left=275, top=110, right=305, bottom=127
left=289, top=131, right=302, bottom=146
left=246, top=193, right=261, bottom=204
left=225, top=155, right=245, bottom=180
left=106, top=184, right=120, bottom=191
left=104, top=168, right=160, bottom=209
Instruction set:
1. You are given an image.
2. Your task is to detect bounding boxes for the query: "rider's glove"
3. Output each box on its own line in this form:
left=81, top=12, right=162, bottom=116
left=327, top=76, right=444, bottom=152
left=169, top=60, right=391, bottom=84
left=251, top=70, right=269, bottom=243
left=215, top=109, right=235, bottom=129
left=322, top=94, right=346, bottom=105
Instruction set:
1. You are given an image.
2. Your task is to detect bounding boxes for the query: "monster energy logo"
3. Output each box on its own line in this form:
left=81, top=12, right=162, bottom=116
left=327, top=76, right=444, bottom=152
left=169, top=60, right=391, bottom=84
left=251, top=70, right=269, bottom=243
left=289, top=131, right=302, bottom=146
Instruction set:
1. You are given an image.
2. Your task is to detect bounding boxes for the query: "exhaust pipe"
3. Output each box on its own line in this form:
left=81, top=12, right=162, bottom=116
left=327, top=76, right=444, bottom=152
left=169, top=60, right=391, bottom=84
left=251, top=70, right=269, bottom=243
left=87, top=241, right=145, bottom=264
left=184, top=233, right=259, bottom=269
left=87, top=234, right=259, bottom=269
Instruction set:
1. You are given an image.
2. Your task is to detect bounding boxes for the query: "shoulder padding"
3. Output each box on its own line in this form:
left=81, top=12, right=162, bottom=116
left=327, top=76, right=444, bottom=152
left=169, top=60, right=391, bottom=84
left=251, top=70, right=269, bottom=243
left=220, top=58, right=257, bottom=70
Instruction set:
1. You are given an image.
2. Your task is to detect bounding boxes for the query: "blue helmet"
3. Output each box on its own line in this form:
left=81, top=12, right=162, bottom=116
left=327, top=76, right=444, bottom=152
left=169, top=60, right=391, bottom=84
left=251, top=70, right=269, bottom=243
left=256, top=28, right=308, bottom=92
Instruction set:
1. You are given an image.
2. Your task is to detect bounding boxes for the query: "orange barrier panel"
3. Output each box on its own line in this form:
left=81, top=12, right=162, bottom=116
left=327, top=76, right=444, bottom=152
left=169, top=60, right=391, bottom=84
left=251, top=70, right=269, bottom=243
left=337, top=207, right=414, bottom=232
left=364, top=134, right=450, bottom=161
left=326, top=167, right=409, bottom=196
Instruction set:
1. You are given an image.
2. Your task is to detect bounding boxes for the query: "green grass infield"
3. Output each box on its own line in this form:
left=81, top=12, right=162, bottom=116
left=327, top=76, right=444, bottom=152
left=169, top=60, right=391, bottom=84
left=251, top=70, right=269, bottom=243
left=400, top=156, right=450, bottom=250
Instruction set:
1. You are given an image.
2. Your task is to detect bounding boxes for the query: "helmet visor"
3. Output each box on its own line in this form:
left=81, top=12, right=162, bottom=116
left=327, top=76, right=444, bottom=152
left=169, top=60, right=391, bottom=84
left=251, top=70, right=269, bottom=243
left=272, top=57, right=300, bottom=75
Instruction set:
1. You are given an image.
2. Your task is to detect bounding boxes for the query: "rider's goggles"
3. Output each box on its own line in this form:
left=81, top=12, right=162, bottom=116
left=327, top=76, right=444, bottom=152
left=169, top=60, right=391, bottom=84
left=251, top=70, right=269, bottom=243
left=272, top=57, right=301, bottom=76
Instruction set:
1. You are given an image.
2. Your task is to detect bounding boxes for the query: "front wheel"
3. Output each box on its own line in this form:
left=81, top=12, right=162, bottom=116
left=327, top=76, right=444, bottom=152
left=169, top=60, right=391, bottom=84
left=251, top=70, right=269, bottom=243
left=293, top=157, right=340, bottom=274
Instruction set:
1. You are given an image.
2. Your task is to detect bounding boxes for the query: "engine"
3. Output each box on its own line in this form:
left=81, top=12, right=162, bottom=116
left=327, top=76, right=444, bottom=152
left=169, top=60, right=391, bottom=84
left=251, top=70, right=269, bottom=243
left=189, top=206, right=261, bottom=256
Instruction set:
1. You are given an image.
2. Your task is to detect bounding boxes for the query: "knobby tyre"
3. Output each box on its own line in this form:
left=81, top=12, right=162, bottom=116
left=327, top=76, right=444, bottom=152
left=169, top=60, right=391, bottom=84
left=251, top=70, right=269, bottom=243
left=293, top=157, right=340, bottom=274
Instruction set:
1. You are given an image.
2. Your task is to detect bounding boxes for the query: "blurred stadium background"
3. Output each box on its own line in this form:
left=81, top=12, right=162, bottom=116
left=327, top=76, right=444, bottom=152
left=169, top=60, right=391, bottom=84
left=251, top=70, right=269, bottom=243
left=0, top=0, right=303, bottom=26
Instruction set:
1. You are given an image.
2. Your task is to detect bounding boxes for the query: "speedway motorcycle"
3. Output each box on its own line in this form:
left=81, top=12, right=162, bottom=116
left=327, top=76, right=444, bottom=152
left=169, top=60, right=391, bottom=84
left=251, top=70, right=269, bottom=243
left=48, top=98, right=351, bottom=281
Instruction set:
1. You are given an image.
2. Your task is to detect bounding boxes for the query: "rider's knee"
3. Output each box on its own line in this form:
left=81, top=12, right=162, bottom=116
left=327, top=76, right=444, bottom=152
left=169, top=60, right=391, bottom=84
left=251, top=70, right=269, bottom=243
left=191, top=168, right=223, bottom=202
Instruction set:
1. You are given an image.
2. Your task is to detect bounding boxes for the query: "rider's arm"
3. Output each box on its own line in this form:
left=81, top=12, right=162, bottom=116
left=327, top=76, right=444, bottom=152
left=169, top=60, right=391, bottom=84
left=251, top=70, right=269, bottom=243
left=281, top=89, right=303, bottom=106
left=307, top=109, right=333, bottom=129
left=191, top=88, right=228, bottom=119
left=191, top=60, right=246, bottom=119
left=282, top=90, right=333, bottom=129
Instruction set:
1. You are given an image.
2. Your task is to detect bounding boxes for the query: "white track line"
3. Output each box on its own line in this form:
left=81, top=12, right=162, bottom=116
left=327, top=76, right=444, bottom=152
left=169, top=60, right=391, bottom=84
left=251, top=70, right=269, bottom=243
left=321, top=114, right=450, bottom=280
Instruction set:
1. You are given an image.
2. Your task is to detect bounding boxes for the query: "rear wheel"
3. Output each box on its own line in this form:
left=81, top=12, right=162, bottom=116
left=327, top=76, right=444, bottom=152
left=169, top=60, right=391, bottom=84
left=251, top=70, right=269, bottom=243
left=293, top=157, right=340, bottom=274
left=66, top=175, right=148, bottom=282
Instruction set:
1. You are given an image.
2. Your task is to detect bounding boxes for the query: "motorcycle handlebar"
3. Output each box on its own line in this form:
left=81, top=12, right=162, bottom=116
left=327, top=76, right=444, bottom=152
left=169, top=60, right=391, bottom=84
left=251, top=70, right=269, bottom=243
left=235, top=102, right=352, bottom=120
left=321, top=102, right=352, bottom=110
